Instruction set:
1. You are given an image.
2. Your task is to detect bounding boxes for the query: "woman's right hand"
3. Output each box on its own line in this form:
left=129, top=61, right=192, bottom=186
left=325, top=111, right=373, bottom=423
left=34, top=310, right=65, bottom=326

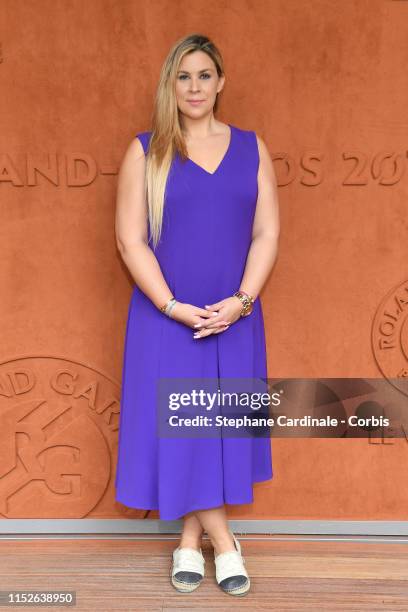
left=169, top=302, right=231, bottom=335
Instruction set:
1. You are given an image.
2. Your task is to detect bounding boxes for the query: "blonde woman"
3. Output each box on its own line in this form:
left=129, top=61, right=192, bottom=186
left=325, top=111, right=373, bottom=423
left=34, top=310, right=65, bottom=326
left=115, top=33, right=279, bottom=597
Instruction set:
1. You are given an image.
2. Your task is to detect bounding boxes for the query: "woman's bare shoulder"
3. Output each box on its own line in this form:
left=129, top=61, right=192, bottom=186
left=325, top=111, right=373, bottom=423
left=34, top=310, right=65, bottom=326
left=124, top=134, right=146, bottom=163
left=117, top=134, right=146, bottom=182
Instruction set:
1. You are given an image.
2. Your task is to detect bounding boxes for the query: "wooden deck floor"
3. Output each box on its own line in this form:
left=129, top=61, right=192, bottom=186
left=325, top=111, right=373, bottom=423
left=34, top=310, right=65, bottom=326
left=1, top=535, right=408, bottom=610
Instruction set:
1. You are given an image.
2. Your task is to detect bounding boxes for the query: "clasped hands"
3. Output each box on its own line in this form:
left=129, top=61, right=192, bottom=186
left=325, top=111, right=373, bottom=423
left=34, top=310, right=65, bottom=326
left=170, top=296, right=244, bottom=339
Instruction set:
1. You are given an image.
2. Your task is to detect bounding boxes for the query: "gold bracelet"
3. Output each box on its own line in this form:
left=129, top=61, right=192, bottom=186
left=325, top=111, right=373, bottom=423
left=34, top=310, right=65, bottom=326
left=233, top=291, right=254, bottom=317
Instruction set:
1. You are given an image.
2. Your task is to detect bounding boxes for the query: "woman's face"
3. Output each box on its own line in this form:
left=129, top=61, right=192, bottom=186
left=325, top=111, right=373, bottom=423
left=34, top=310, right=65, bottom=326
left=175, top=50, right=225, bottom=120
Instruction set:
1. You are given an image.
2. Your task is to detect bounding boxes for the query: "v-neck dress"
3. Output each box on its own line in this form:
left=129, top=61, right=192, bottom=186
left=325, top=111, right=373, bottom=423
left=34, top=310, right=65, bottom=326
left=114, top=124, right=273, bottom=520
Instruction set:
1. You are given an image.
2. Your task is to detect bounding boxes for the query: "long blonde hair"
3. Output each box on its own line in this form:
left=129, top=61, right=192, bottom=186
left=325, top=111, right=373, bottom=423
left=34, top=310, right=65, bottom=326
left=144, top=34, right=225, bottom=249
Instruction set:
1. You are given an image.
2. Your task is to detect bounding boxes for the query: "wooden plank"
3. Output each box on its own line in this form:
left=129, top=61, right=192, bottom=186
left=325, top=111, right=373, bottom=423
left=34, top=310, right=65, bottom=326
left=0, top=537, right=407, bottom=610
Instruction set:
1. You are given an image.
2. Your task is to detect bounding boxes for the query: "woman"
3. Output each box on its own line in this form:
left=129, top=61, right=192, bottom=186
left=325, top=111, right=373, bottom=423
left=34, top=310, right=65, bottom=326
left=114, top=33, right=280, bottom=597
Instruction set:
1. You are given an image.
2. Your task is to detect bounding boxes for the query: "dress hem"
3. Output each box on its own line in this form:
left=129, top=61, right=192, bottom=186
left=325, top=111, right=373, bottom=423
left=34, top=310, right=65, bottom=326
left=115, top=472, right=273, bottom=521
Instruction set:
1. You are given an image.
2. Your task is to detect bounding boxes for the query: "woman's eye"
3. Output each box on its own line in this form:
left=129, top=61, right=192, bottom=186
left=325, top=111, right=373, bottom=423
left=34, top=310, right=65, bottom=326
left=178, top=73, right=211, bottom=80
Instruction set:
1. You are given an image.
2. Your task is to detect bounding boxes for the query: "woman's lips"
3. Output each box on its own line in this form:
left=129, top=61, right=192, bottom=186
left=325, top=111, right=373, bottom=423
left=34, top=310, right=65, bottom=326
left=187, top=100, right=205, bottom=106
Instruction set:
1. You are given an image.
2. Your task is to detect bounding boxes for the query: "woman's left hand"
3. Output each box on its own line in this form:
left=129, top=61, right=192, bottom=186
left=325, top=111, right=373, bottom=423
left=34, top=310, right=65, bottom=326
left=192, top=296, right=243, bottom=339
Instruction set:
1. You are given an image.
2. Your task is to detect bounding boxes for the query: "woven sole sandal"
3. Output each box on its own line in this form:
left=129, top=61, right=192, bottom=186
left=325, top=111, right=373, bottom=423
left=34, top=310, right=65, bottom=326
left=214, top=532, right=250, bottom=596
left=170, top=546, right=205, bottom=593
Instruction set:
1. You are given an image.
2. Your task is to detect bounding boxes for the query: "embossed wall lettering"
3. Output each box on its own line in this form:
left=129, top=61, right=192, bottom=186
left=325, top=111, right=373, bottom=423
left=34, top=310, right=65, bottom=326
left=0, top=151, right=407, bottom=187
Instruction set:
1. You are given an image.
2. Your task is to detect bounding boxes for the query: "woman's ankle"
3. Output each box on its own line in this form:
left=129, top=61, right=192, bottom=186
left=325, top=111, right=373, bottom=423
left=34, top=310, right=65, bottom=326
left=179, top=533, right=203, bottom=551
left=211, top=531, right=236, bottom=556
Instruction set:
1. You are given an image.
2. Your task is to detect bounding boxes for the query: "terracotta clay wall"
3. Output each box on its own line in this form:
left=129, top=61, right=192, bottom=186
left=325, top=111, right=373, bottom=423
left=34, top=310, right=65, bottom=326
left=1, top=0, right=407, bottom=521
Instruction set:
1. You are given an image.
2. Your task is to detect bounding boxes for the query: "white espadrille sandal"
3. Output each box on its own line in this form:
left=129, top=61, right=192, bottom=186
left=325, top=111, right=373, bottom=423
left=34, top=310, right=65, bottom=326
left=171, top=546, right=205, bottom=593
left=214, top=532, right=250, bottom=596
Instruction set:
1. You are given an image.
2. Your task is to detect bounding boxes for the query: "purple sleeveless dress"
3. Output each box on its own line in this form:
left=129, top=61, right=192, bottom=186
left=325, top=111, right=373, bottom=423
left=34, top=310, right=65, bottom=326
left=114, top=124, right=273, bottom=520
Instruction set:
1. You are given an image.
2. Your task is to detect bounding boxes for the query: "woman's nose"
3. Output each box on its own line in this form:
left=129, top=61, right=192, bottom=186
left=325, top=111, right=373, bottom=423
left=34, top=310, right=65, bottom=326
left=189, top=81, right=201, bottom=92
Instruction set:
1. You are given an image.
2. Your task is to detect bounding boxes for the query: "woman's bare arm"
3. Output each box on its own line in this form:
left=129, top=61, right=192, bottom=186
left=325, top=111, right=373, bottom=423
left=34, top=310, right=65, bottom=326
left=115, top=137, right=173, bottom=310
left=238, top=135, right=280, bottom=299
